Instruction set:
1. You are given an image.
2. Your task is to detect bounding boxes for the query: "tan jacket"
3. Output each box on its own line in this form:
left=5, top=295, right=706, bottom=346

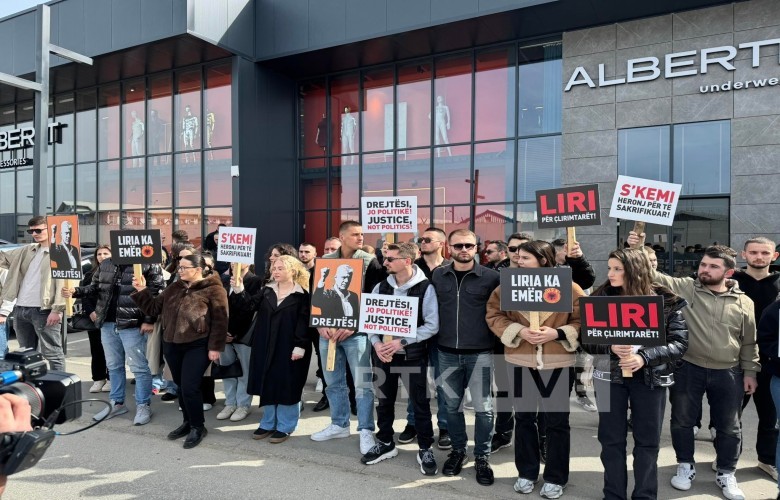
left=0, top=244, right=65, bottom=313
left=486, top=283, right=585, bottom=369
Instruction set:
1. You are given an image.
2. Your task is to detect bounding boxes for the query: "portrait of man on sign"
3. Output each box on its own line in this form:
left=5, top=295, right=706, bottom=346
left=310, top=260, right=363, bottom=330
left=49, top=220, right=80, bottom=270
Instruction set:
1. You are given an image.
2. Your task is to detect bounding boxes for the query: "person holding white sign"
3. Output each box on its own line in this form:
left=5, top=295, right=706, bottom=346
left=581, top=248, right=689, bottom=500
left=361, top=243, right=440, bottom=475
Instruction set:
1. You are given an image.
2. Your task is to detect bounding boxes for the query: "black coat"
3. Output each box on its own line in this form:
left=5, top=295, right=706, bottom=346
left=231, top=286, right=312, bottom=406
left=757, top=299, right=780, bottom=378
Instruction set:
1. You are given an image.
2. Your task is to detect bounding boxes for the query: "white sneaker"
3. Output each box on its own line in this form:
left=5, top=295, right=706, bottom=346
left=540, top=483, right=565, bottom=499
left=89, top=380, right=106, bottom=393
left=133, top=403, right=152, bottom=425
left=359, top=429, right=376, bottom=455
left=710, top=427, right=717, bottom=441
left=315, top=378, right=323, bottom=393
left=101, top=380, right=112, bottom=392
left=230, top=406, right=251, bottom=422
left=758, top=461, right=779, bottom=481
left=715, top=472, right=745, bottom=500
left=311, top=423, right=350, bottom=442
left=216, top=405, right=237, bottom=420
left=203, top=403, right=213, bottom=411
left=93, top=400, right=129, bottom=421
left=513, top=477, right=537, bottom=494
left=671, top=463, right=696, bottom=491
left=693, top=425, right=700, bottom=437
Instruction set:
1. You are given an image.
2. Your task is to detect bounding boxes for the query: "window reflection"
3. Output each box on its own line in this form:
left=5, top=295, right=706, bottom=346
left=204, top=64, right=231, bottom=149
left=397, top=149, right=431, bottom=208
left=473, top=204, right=516, bottom=246
left=434, top=55, right=471, bottom=147
left=300, top=159, right=327, bottom=210
left=98, top=161, right=120, bottom=211
left=331, top=159, right=359, bottom=211
left=175, top=208, right=202, bottom=247
left=362, top=67, right=394, bottom=152
left=122, top=158, right=145, bottom=210
left=518, top=43, right=562, bottom=136
left=176, top=69, right=201, bottom=159
left=204, top=207, right=233, bottom=237
left=175, top=153, right=201, bottom=207
left=302, top=211, right=329, bottom=250
left=98, top=211, right=120, bottom=244
left=0, top=171, right=14, bottom=214
left=331, top=74, right=359, bottom=157
left=54, top=165, right=74, bottom=213
left=148, top=74, right=173, bottom=156
left=98, top=85, right=120, bottom=160
left=0, top=106, right=14, bottom=163
left=204, top=148, right=232, bottom=206
left=475, top=141, right=515, bottom=204
left=476, top=48, right=516, bottom=141
left=75, top=163, right=96, bottom=211
left=148, top=210, right=173, bottom=250
left=398, top=62, right=431, bottom=149
left=148, top=156, right=172, bottom=209
left=299, top=80, right=328, bottom=157
left=517, top=136, right=560, bottom=201
left=76, top=91, right=97, bottom=162
left=433, top=144, right=471, bottom=205
left=123, top=79, right=145, bottom=160
left=54, top=94, right=74, bottom=165
left=618, top=126, right=670, bottom=181
left=673, top=121, right=730, bottom=195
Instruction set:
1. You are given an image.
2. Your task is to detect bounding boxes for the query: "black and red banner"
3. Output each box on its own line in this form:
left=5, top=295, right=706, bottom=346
left=580, top=295, right=665, bottom=346
left=535, top=184, right=601, bottom=229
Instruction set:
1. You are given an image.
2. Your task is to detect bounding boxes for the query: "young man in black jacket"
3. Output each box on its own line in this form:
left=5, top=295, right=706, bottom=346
left=63, top=260, right=165, bottom=425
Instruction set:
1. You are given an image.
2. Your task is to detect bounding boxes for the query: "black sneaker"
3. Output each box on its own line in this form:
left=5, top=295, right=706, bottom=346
left=442, top=449, right=468, bottom=476
left=398, top=425, right=417, bottom=444
left=161, top=392, right=177, bottom=402
left=491, top=432, right=512, bottom=453
left=361, top=441, right=398, bottom=465
left=167, top=422, right=191, bottom=440
left=313, top=395, right=329, bottom=412
left=437, top=429, right=452, bottom=450
left=417, top=448, right=438, bottom=476
left=539, top=436, right=548, bottom=463
left=474, top=455, right=494, bottom=486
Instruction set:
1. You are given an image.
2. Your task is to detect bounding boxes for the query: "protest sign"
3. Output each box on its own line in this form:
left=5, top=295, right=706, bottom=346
left=580, top=295, right=666, bottom=347
left=217, top=227, right=256, bottom=264
left=359, top=294, right=418, bottom=339
left=536, top=184, right=601, bottom=229
left=109, top=229, right=163, bottom=265
left=309, top=258, right=364, bottom=330
left=500, top=268, right=573, bottom=313
left=362, top=196, right=417, bottom=232
left=610, top=175, right=682, bottom=226
left=47, top=215, right=82, bottom=280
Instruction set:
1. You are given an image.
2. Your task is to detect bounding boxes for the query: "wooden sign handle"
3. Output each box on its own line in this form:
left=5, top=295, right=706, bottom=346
left=383, top=335, right=393, bottom=344
left=631, top=221, right=646, bottom=249
left=232, top=262, right=243, bottom=287
left=622, top=366, right=633, bottom=378
left=566, top=227, right=576, bottom=257
left=326, top=338, right=337, bottom=371
left=529, top=311, right=540, bottom=330
left=133, top=264, right=143, bottom=283
left=64, top=279, right=76, bottom=317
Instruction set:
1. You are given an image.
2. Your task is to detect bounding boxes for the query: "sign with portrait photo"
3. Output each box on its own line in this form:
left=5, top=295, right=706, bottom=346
left=309, top=258, right=364, bottom=330
left=47, top=214, right=82, bottom=280
left=580, top=295, right=666, bottom=347
left=109, top=229, right=163, bottom=265
left=499, top=268, right=572, bottom=312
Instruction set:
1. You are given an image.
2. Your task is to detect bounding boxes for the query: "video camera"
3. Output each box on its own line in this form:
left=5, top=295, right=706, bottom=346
left=0, top=350, right=82, bottom=476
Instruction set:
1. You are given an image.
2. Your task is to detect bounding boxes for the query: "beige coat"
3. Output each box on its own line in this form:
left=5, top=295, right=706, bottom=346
left=0, top=244, right=65, bottom=312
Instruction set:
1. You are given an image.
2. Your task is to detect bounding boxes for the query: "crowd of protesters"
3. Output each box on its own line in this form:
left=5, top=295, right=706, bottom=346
left=1, top=215, right=780, bottom=500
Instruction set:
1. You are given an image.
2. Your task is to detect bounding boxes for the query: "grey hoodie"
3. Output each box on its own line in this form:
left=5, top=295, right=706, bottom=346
left=368, top=265, right=439, bottom=347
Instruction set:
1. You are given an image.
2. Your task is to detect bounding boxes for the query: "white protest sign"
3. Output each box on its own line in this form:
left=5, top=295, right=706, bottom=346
left=217, top=227, right=256, bottom=264
left=610, top=175, right=682, bottom=226
left=359, top=293, right=419, bottom=339
left=362, top=196, right=417, bottom=232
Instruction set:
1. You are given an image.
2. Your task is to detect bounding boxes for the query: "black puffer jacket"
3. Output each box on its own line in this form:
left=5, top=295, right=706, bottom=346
left=583, top=285, right=689, bottom=388
left=74, top=259, right=165, bottom=330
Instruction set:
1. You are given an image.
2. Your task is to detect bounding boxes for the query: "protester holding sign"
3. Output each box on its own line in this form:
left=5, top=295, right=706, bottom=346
left=360, top=243, right=439, bottom=474
left=581, top=248, right=688, bottom=500
left=486, top=240, right=583, bottom=499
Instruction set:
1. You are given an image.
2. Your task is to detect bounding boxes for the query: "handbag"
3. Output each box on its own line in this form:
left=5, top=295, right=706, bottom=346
left=210, top=359, right=243, bottom=379
left=69, top=313, right=97, bottom=332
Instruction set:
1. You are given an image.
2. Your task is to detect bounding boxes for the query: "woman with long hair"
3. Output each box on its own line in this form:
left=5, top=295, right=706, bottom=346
left=582, top=248, right=688, bottom=500
left=230, top=255, right=312, bottom=443
left=261, top=243, right=298, bottom=284
left=486, top=240, right=584, bottom=499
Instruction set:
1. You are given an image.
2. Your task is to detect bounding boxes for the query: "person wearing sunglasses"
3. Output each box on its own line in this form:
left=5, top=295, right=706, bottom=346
left=484, top=241, right=510, bottom=270
left=432, top=229, right=500, bottom=485
left=0, top=216, right=67, bottom=371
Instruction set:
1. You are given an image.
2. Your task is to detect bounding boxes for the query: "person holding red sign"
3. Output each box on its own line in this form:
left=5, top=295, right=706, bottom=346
left=486, top=240, right=584, bottom=499
left=582, top=248, right=689, bottom=500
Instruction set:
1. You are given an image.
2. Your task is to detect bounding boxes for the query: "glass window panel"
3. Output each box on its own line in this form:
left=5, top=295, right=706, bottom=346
left=47, top=166, right=53, bottom=213
left=148, top=74, right=172, bottom=156
left=397, top=62, right=431, bottom=149
left=475, top=141, right=515, bottom=204
left=122, top=158, right=145, bottom=210
left=97, top=161, right=120, bottom=211
left=175, top=208, right=202, bottom=247
left=476, top=47, right=516, bottom=141
left=617, top=220, right=670, bottom=273
left=47, top=100, right=54, bottom=167
left=174, top=153, right=201, bottom=207
left=394, top=205, right=431, bottom=244
left=123, top=79, right=145, bottom=159
left=362, top=153, right=393, bottom=199
left=16, top=103, right=34, bottom=163
left=148, top=155, right=172, bottom=209
left=78, top=212, right=97, bottom=246
left=75, top=163, right=96, bottom=212
left=121, top=209, right=144, bottom=229
left=176, top=69, right=202, bottom=154
left=302, top=211, right=329, bottom=251
left=16, top=170, right=32, bottom=214
left=331, top=73, right=360, bottom=156
left=54, top=165, right=74, bottom=213
left=148, top=209, right=173, bottom=252
left=299, top=80, right=328, bottom=157
left=76, top=90, right=97, bottom=162
left=673, top=121, right=730, bottom=195
left=54, top=94, right=75, bottom=165
left=516, top=202, right=562, bottom=242
left=518, top=43, right=562, bottom=136
left=435, top=205, right=471, bottom=242
left=204, top=206, right=232, bottom=235
left=473, top=203, right=516, bottom=246
left=98, top=211, right=120, bottom=244
left=517, top=136, right=560, bottom=201
left=618, top=125, right=670, bottom=181
left=0, top=105, right=15, bottom=162
left=98, top=85, right=120, bottom=160
left=330, top=159, right=359, bottom=211
left=204, top=63, right=232, bottom=149
left=330, top=208, right=360, bottom=236
left=397, top=148, right=431, bottom=208
left=671, top=198, right=729, bottom=277
left=434, top=54, right=472, bottom=145
left=433, top=144, right=471, bottom=205
left=362, top=67, right=394, bottom=152
left=204, top=148, right=232, bottom=206
left=0, top=171, right=14, bottom=213
left=300, top=159, right=327, bottom=210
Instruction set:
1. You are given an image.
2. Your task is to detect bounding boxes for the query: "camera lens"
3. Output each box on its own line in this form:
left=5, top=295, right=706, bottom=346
left=0, top=383, right=44, bottom=418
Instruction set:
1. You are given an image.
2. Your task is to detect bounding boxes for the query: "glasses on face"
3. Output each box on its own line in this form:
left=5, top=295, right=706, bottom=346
left=485, top=250, right=497, bottom=255
left=383, top=256, right=408, bottom=263
left=451, top=243, right=476, bottom=251
left=26, top=228, right=45, bottom=235
left=417, top=237, right=437, bottom=244
left=177, top=266, right=196, bottom=272
left=507, top=246, right=522, bottom=253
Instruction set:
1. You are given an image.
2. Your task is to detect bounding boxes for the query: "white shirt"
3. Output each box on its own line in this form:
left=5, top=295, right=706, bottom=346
left=16, top=246, right=48, bottom=308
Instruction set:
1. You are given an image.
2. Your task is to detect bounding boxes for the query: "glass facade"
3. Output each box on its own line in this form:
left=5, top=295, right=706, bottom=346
left=298, top=41, right=564, bottom=245
left=0, top=60, right=233, bottom=247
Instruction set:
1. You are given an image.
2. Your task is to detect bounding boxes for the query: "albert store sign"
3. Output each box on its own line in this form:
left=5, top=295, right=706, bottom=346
left=0, top=121, right=67, bottom=168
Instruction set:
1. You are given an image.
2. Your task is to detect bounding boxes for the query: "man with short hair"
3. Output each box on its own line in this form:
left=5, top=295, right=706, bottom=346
left=172, top=229, right=189, bottom=243
left=299, top=242, right=329, bottom=411
left=414, top=228, right=450, bottom=280
left=323, top=237, right=341, bottom=256
left=434, top=229, right=500, bottom=485
left=362, top=243, right=440, bottom=475
left=0, top=216, right=66, bottom=370
left=484, top=241, right=510, bottom=270
left=629, top=233, right=759, bottom=500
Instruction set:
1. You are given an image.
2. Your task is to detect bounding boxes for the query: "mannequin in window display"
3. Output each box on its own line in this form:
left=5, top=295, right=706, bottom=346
left=315, top=113, right=330, bottom=153
left=181, top=104, right=199, bottom=162
left=148, top=109, right=164, bottom=163
left=429, top=95, right=451, bottom=157
left=129, top=110, right=145, bottom=167
left=341, top=106, right=357, bottom=164
left=206, top=109, right=216, bottom=159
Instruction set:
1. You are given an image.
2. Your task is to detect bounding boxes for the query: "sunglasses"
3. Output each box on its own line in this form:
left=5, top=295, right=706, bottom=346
left=508, top=246, right=522, bottom=253
left=383, top=256, right=408, bottom=263
left=484, top=250, right=497, bottom=255
left=417, top=237, right=437, bottom=244
left=451, top=243, right=476, bottom=251
left=26, top=228, right=45, bottom=234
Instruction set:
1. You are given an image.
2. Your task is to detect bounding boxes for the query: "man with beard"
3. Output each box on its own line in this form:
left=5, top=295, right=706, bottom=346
left=484, top=241, right=510, bottom=270
left=628, top=233, right=758, bottom=500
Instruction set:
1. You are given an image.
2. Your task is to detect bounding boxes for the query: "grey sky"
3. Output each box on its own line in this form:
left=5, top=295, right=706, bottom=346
left=0, top=0, right=48, bottom=20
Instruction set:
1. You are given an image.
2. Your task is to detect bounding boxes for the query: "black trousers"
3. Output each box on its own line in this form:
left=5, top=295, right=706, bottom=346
left=201, top=376, right=216, bottom=405
left=87, top=329, right=108, bottom=381
left=595, top=377, right=666, bottom=500
left=742, top=367, right=778, bottom=464
left=493, top=340, right=514, bottom=435
left=374, top=352, right=434, bottom=450
left=163, top=338, right=211, bottom=428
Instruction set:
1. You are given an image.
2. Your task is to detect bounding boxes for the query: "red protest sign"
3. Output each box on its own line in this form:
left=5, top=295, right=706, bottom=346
left=535, top=184, right=601, bottom=229
left=580, top=295, right=665, bottom=347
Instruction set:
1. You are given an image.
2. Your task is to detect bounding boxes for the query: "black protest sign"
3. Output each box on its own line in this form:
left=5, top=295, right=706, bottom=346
left=309, top=258, right=364, bottom=330
left=109, top=230, right=163, bottom=265
left=500, top=268, right=572, bottom=312
left=536, top=184, right=601, bottom=229
left=580, top=295, right=666, bottom=347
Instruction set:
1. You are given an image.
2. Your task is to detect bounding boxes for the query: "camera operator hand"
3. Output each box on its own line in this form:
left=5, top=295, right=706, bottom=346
left=0, top=394, right=33, bottom=496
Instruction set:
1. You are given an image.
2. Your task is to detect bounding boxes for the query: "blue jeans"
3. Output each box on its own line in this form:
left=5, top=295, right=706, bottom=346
left=0, top=321, right=7, bottom=359
left=320, top=334, right=375, bottom=431
left=152, top=375, right=177, bottom=394
left=220, top=343, right=252, bottom=407
left=407, top=344, right=448, bottom=431
left=437, top=349, right=494, bottom=456
left=101, top=322, right=152, bottom=405
left=770, top=376, right=780, bottom=491
left=260, top=403, right=301, bottom=434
